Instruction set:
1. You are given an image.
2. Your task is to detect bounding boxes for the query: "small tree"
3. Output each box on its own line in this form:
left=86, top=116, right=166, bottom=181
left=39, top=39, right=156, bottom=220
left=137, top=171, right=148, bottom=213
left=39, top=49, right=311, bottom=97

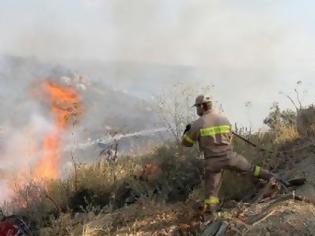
left=278, top=80, right=307, bottom=112
left=153, top=83, right=215, bottom=146
left=263, top=103, right=296, bottom=130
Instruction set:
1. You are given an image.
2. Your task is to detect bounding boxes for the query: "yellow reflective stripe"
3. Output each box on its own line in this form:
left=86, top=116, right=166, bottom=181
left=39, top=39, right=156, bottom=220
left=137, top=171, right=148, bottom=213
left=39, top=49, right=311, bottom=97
left=200, top=125, right=231, bottom=137
left=254, top=166, right=261, bottom=177
left=183, top=134, right=194, bottom=144
left=204, top=196, right=220, bottom=205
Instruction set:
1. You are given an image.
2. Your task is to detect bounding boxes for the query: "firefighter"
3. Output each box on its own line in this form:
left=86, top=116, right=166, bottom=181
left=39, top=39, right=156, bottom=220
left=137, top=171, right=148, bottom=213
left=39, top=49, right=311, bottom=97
left=182, top=95, right=278, bottom=215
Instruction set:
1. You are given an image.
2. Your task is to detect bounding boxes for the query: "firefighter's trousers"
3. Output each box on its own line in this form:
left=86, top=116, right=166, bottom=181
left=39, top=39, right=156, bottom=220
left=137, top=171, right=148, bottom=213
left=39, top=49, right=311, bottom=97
left=204, top=151, right=274, bottom=205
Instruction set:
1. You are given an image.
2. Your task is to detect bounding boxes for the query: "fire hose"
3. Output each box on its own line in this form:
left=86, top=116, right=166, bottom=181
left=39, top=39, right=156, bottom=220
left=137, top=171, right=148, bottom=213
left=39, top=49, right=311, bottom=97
left=232, top=131, right=306, bottom=187
left=185, top=125, right=305, bottom=184
left=232, top=131, right=273, bottom=154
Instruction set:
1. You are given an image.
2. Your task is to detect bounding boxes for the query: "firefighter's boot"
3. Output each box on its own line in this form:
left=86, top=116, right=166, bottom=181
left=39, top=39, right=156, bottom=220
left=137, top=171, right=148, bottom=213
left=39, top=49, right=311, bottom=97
left=203, top=196, right=220, bottom=223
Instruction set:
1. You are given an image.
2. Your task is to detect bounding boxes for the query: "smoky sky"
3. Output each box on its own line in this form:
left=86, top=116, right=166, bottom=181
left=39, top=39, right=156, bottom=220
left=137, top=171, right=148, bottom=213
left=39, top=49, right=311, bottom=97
left=0, top=1, right=314, bottom=67
left=1, top=0, right=315, bottom=128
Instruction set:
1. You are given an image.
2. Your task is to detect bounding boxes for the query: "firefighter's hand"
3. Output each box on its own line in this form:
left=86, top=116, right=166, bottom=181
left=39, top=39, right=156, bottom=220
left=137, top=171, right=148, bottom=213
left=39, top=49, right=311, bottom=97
left=183, top=124, right=191, bottom=134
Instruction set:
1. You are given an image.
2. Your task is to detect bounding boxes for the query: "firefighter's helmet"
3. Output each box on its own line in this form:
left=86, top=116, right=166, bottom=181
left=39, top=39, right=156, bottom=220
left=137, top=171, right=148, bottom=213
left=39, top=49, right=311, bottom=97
left=193, top=95, right=212, bottom=106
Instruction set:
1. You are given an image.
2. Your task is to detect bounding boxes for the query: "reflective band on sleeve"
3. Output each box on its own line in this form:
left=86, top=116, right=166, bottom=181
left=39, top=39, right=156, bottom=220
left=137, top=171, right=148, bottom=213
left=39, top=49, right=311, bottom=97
left=204, top=196, right=220, bottom=205
left=200, top=125, right=231, bottom=137
left=254, top=166, right=261, bottom=177
left=183, top=134, right=194, bottom=144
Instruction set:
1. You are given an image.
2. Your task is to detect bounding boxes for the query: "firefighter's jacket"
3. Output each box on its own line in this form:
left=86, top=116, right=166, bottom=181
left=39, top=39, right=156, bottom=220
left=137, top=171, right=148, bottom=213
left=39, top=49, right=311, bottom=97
left=182, top=110, right=232, bottom=158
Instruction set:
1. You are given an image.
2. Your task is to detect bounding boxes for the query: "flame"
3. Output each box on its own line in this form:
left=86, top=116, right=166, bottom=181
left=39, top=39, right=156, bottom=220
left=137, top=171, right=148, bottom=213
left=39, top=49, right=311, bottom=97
left=33, top=80, right=83, bottom=180
left=42, top=81, right=82, bottom=128
left=33, top=129, right=60, bottom=180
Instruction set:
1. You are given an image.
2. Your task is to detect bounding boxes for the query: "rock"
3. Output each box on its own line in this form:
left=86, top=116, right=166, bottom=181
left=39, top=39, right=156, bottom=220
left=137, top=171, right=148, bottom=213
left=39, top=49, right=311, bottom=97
left=201, top=220, right=226, bottom=236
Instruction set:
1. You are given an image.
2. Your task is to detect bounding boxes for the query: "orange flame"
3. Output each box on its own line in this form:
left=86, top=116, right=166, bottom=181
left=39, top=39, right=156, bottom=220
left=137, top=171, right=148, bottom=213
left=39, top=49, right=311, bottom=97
left=42, top=81, right=82, bottom=128
left=33, top=80, right=83, bottom=180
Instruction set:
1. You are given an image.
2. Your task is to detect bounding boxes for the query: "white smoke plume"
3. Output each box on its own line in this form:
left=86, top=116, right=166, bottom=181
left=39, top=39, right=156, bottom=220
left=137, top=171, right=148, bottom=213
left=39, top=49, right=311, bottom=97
left=1, top=0, right=315, bottom=201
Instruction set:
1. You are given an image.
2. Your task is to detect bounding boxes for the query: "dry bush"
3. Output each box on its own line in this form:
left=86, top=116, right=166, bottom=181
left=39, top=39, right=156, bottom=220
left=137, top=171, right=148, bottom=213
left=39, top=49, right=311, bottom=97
left=7, top=180, right=71, bottom=230
left=297, top=105, right=315, bottom=137
left=154, top=83, right=214, bottom=146
left=275, top=124, right=299, bottom=144
left=232, top=127, right=276, bottom=166
left=10, top=117, right=307, bottom=234
left=7, top=144, right=201, bottom=233
left=218, top=127, right=280, bottom=201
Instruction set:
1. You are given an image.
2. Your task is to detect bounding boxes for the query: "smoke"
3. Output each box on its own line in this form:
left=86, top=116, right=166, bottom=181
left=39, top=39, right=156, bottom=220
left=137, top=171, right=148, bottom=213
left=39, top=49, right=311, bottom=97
left=1, top=0, right=313, bottom=68
left=0, top=56, right=78, bottom=202
left=1, top=2, right=315, bottom=200
left=2, top=112, right=53, bottom=168
left=0, top=55, right=165, bottom=202
left=0, top=97, right=56, bottom=202
left=2, top=1, right=315, bottom=126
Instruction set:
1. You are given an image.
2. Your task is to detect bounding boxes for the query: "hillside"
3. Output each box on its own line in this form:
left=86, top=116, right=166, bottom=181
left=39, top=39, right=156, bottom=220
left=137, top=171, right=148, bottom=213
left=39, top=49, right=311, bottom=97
left=1, top=56, right=315, bottom=235
left=0, top=55, right=164, bottom=165
left=3, top=106, right=314, bottom=236
left=0, top=55, right=160, bottom=133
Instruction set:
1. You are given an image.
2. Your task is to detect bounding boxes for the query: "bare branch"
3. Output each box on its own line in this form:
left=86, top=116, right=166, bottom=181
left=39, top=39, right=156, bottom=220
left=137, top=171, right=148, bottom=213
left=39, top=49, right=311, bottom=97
left=279, top=91, right=299, bottom=111
left=294, top=88, right=302, bottom=110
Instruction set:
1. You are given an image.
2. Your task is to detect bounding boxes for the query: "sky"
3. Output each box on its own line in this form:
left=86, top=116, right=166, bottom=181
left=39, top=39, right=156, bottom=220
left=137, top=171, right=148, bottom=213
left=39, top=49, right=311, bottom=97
left=1, top=0, right=315, bottom=128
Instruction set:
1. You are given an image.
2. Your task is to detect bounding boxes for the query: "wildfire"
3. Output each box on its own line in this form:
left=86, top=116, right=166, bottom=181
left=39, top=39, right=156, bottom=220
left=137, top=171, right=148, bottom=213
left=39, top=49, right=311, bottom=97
left=42, top=81, right=82, bottom=128
left=33, top=80, right=83, bottom=180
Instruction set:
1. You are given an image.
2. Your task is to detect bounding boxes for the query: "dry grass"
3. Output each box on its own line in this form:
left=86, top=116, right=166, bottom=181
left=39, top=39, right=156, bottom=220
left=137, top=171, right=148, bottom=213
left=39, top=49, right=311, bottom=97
left=275, top=124, right=300, bottom=144
left=6, top=112, right=311, bottom=235
left=5, top=144, right=202, bottom=235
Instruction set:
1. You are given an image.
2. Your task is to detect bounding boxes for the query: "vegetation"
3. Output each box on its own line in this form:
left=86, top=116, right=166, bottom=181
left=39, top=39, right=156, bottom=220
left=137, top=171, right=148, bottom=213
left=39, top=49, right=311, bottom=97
left=4, top=94, right=315, bottom=235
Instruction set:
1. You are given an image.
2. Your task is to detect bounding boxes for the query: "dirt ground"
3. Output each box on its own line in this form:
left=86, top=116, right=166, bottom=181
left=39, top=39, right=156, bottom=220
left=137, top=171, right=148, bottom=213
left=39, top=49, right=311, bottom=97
left=59, top=196, right=315, bottom=236
left=105, top=158, right=314, bottom=235
left=39, top=141, right=315, bottom=236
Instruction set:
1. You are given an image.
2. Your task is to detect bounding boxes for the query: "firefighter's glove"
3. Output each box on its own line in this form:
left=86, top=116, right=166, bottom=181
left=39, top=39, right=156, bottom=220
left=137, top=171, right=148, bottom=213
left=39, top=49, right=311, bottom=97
left=183, top=124, right=191, bottom=135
